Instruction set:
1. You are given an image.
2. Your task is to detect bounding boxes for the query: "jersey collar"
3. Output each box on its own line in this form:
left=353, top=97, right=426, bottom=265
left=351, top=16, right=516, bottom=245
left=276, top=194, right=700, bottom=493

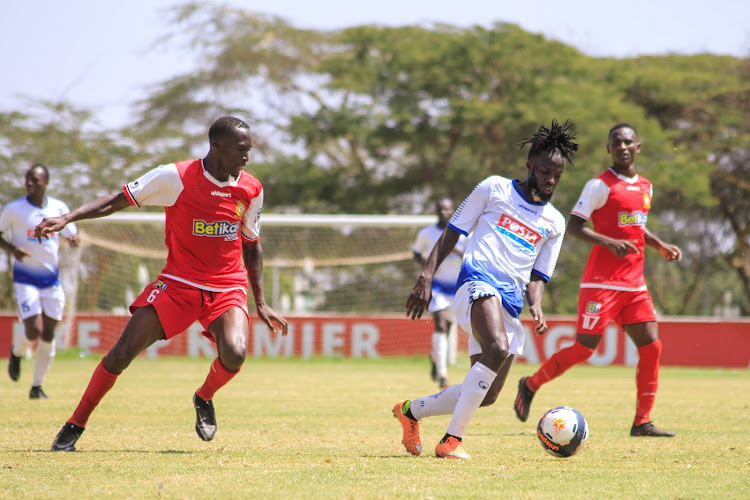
left=201, top=159, right=241, bottom=187
left=608, top=167, right=639, bottom=183
left=512, top=179, right=548, bottom=206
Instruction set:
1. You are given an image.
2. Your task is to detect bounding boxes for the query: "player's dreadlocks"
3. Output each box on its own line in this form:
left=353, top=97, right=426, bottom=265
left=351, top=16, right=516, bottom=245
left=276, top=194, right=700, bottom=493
left=516, top=119, right=579, bottom=165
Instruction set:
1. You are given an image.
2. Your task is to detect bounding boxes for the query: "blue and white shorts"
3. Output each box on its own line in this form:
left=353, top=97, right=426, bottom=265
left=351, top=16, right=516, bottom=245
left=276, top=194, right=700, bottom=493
left=13, top=282, right=66, bottom=321
left=453, top=281, right=525, bottom=356
left=429, top=289, right=456, bottom=319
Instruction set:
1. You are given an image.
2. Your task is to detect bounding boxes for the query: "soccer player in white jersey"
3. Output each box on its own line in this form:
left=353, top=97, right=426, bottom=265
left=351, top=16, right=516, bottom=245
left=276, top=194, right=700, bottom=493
left=36, top=116, right=288, bottom=451
left=412, top=198, right=467, bottom=389
left=395, top=120, right=579, bottom=459
left=0, top=164, right=79, bottom=399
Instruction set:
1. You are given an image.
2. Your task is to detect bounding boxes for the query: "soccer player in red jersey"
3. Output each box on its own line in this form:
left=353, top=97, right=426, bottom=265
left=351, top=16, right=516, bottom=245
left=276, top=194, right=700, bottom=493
left=36, top=116, right=288, bottom=451
left=514, top=123, right=681, bottom=437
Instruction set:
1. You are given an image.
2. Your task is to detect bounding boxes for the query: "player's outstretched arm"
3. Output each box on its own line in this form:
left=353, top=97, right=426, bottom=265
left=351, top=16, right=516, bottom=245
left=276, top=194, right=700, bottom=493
left=242, top=239, right=288, bottom=336
left=35, top=192, right=131, bottom=243
left=405, top=227, right=460, bottom=320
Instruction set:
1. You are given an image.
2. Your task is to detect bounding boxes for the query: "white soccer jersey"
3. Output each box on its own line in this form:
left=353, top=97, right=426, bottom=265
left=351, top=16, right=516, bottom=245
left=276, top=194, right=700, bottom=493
left=0, top=196, right=77, bottom=288
left=413, top=224, right=467, bottom=290
left=448, top=175, right=565, bottom=317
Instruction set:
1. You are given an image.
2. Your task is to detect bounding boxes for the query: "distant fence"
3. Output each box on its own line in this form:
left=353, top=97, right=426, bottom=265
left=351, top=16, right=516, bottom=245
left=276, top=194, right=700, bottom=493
left=0, top=313, right=747, bottom=369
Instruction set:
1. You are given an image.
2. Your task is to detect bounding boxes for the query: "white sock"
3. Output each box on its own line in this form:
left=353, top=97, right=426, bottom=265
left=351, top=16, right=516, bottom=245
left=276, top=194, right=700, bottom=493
left=409, top=385, right=461, bottom=420
left=432, top=332, right=448, bottom=379
left=32, top=340, right=56, bottom=387
left=446, top=362, right=496, bottom=439
left=12, top=329, right=32, bottom=358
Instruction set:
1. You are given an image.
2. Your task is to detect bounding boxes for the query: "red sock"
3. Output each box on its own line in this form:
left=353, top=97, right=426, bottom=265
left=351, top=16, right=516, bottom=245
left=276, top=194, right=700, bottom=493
left=634, top=340, right=662, bottom=426
left=195, top=358, right=241, bottom=401
left=68, top=359, right=119, bottom=428
left=527, top=341, right=594, bottom=393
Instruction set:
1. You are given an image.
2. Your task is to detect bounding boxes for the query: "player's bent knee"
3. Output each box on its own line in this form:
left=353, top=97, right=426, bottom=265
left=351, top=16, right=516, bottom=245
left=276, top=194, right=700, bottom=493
left=218, top=350, right=245, bottom=372
left=484, top=342, right=510, bottom=363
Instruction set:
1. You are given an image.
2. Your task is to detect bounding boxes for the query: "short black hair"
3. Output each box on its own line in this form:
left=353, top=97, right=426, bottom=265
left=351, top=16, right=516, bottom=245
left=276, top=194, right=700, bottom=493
left=28, top=163, right=50, bottom=181
left=609, top=122, right=637, bottom=139
left=208, top=116, right=250, bottom=142
left=516, top=119, right=579, bottom=165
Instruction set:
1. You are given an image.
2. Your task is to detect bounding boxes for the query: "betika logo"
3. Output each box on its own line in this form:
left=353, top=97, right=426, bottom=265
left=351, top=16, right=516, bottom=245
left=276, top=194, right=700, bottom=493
left=193, top=220, right=239, bottom=241
left=495, top=214, right=541, bottom=252
left=585, top=302, right=600, bottom=314
left=618, top=211, right=647, bottom=226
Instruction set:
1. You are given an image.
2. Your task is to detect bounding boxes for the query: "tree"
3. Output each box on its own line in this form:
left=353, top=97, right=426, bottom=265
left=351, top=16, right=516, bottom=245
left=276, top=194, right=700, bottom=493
left=2, top=2, right=748, bottom=314
left=0, top=100, right=143, bottom=207
left=711, top=149, right=750, bottom=313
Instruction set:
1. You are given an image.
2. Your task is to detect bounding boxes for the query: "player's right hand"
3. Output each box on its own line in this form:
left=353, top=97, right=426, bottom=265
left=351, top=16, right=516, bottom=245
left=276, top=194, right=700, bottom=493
left=608, top=239, right=639, bottom=258
left=405, top=276, right=431, bottom=320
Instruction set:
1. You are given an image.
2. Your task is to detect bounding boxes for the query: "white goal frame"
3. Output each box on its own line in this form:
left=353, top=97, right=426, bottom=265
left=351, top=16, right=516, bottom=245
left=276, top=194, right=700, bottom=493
left=73, top=212, right=459, bottom=363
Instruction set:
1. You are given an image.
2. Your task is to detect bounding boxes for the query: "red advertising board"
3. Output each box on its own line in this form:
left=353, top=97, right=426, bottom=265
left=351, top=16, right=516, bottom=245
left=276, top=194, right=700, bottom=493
left=0, top=313, right=747, bottom=368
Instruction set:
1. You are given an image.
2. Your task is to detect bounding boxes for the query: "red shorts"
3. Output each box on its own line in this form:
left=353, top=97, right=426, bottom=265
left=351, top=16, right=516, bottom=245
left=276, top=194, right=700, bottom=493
left=576, top=287, right=657, bottom=335
left=130, top=276, right=249, bottom=340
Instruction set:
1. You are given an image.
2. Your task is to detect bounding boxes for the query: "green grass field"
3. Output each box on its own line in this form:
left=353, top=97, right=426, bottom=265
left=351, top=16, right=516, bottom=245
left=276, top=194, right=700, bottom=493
left=1, top=352, right=748, bottom=499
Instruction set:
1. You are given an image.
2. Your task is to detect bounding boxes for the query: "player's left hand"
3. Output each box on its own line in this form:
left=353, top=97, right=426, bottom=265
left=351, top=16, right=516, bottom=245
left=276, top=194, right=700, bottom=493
left=529, top=304, right=548, bottom=335
left=659, top=244, right=682, bottom=262
left=35, top=217, right=67, bottom=243
left=257, top=303, right=289, bottom=336
left=405, top=275, right=431, bottom=320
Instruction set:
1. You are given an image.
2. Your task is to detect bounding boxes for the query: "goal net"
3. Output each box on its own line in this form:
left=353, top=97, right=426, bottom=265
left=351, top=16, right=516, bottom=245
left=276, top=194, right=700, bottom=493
left=52, top=212, right=460, bottom=355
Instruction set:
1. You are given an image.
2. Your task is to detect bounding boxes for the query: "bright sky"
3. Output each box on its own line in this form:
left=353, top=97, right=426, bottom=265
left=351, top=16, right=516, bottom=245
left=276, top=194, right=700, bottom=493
left=1, top=0, right=748, bottom=128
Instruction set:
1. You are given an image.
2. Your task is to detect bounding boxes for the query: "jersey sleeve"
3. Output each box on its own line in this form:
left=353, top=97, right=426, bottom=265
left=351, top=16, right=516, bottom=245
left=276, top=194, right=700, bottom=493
left=571, top=178, right=609, bottom=220
left=123, top=163, right=183, bottom=207
left=448, top=177, right=492, bottom=236
left=532, top=220, right=565, bottom=282
left=241, top=188, right=263, bottom=241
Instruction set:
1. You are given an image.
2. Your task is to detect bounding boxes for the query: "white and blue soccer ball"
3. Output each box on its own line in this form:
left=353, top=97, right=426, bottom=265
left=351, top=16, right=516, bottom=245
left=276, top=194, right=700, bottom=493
left=536, top=406, right=589, bottom=458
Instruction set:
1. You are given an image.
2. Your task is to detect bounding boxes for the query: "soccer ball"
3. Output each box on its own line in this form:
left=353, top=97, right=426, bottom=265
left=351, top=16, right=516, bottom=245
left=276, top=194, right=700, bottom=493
left=536, top=406, right=589, bottom=458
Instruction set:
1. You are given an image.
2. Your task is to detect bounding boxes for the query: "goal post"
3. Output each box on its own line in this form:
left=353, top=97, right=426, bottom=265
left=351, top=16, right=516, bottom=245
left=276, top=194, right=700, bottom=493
left=58, top=212, right=462, bottom=362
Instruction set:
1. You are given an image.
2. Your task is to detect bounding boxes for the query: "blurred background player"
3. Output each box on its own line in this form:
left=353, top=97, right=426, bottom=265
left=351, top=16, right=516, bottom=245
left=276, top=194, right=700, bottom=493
left=37, top=116, right=287, bottom=451
left=0, top=164, right=79, bottom=399
left=412, top=197, right=467, bottom=389
left=514, top=122, right=681, bottom=437
left=395, top=120, right=578, bottom=459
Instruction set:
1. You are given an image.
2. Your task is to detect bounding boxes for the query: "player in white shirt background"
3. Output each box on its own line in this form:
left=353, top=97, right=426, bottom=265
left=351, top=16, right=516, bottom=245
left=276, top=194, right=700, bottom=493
left=412, top=198, right=467, bottom=389
left=0, top=164, right=79, bottom=399
left=395, top=119, right=579, bottom=459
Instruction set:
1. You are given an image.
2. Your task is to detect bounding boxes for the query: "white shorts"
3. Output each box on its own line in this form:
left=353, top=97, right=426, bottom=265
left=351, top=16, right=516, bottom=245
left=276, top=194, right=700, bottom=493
left=429, top=289, right=456, bottom=319
left=452, top=281, right=525, bottom=357
left=13, top=282, right=66, bottom=321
